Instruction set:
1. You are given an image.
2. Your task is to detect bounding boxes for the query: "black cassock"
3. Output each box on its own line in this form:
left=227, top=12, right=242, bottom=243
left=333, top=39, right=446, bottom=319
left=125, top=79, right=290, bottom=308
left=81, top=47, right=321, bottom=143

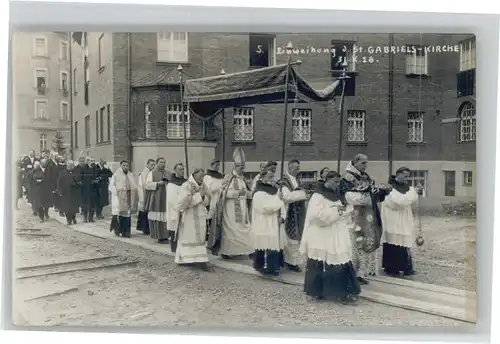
left=56, top=169, right=81, bottom=214
left=73, top=164, right=85, bottom=207
left=30, top=167, right=51, bottom=209
left=45, top=159, right=59, bottom=207
left=80, top=164, right=99, bottom=213
left=21, top=156, right=38, bottom=200
left=95, top=165, right=113, bottom=208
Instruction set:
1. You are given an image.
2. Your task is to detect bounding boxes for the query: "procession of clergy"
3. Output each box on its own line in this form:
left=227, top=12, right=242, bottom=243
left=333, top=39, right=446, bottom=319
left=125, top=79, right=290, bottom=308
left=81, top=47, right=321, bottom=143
left=17, top=147, right=424, bottom=306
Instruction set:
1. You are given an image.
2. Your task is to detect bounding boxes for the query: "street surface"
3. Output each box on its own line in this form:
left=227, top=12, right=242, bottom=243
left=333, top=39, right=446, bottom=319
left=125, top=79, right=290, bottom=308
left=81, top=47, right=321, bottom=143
left=12, top=204, right=471, bottom=328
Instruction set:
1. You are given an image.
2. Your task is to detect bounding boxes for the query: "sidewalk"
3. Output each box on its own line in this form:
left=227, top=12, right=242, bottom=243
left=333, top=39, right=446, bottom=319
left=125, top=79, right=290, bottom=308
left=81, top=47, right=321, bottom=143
left=47, top=208, right=476, bottom=324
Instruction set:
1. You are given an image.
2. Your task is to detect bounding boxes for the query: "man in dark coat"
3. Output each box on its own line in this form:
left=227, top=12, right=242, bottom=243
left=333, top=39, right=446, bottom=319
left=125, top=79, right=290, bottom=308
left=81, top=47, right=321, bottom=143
left=21, top=150, right=38, bottom=204
left=53, top=156, right=67, bottom=216
left=30, top=158, right=51, bottom=222
left=57, top=160, right=81, bottom=225
left=73, top=156, right=86, bottom=214
left=43, top=152, right=59, bottom=215
left=81, top=156, right=99, bottom=222
left=94, top=158, right=113, bottom=219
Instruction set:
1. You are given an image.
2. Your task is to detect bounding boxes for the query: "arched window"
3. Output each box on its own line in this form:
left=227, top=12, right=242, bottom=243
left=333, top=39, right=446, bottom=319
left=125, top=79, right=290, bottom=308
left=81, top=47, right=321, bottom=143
left=40, top=133, right=47, bottom=152
left=459, top=102, right=476, bottom=142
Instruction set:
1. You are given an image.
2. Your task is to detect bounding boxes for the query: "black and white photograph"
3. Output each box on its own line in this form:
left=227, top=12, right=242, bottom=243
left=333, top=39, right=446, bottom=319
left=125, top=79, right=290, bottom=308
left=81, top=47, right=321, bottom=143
left=10, top=31, right=477, bottom=328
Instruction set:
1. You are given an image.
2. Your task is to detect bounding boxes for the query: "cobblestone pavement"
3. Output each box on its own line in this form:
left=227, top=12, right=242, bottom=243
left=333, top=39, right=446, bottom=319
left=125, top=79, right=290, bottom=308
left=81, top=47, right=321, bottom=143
left=13, top=208, right=468, bottom=329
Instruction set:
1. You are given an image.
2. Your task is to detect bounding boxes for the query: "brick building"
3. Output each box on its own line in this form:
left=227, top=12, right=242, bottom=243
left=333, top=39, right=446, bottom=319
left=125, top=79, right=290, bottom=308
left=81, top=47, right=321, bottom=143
left=12, top=32, right=71, bottom=155
left=70, top=32, right=476, bottom=202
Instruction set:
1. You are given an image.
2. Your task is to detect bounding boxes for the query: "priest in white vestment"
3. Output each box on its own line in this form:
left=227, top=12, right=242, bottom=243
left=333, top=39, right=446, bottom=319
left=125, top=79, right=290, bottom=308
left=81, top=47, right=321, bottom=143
left=251, top=169, right=287, bottom=276
left=281, top=159, right=309, bottom=272
left=109, top=160, right=139, bottom=238
left=381, top=166, right=422, bottom=276
left=300, top=171, right=361, bottom=304
left=166, top=162, right=188, bottom=251
left=171, top=168, right=211, bottom=271
left=137, top=158, right=155, bottom=235
left=219, top=148, right=253, bottom=259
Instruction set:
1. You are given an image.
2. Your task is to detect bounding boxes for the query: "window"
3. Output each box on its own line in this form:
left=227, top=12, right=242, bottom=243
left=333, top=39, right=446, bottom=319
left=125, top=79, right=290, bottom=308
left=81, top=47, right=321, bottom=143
left=249, top=34, right=276, bottom=68
left=407, top=111, right=424, bottom=143
left=60, top=41, right=68, bottom=61
left=292, top=109, right=312, bottom=142
left=460, top=38, right=476, bottom=72
left=60, top=102, right=69, bottom=121
left=233, top=107, right=254, bottom=141
left=74, top=121, right=79, bottom=148
left=39, top=134, right=47, bottom=152
left=60, top=71, right=68, bottom=91
left=73, top=68, right=78, bottom=93
left=330, top=41, right=356, bottom=72
left=406, top=46, right=428, bottom=75
left=106, top=105, right=111, bottom=142
left=144, top=103, right=153, bottom=138
left=157, top=32, right=188, bottom=63
left=166, top=103, right=190, bottom=139
left=98, top=34, right=104, bottom=70
left=444, top=170, right=456, bottom=197
left=297, top=171, right=318, bottom=185
left=35, top=68, right=47, bottom=94
left=95, top=110, right=99, bottom=143
left=463, top=171, right=473, bottom=186
left=34, top=100, right=47, bottom=119
left=34, top=37, right=47, bottom=57
left=84, top=115, right=90, bottom=147
left=99, top=107, right=105, bottom=143
left=347, top=110, right=365, bottom=142
left=408, top=170, right=428, bottom=197
left=459, top=102, right=476, bottom=142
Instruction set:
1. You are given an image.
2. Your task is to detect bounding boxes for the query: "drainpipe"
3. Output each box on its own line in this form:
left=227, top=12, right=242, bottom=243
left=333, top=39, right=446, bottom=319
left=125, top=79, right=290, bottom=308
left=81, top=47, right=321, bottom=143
left=388, top=33, right=394, bottom=174
left=68, top=32, right=74, bottom=160
left=127, top=33, right=133, bottom=166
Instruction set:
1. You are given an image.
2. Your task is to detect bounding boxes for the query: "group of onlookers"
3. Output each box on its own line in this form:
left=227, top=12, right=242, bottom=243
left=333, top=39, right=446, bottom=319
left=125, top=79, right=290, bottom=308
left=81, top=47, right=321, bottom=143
left=17, top=150, right=112, bottom=224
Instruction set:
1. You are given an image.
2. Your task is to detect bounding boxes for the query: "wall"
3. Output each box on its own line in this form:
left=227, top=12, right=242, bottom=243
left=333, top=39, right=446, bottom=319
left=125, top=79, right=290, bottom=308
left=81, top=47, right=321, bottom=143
left=12, top=31, right=71, bottom=155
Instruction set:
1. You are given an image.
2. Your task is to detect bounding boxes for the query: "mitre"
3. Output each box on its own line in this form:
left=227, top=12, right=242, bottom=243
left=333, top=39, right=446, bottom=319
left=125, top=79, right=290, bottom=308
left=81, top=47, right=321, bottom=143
left=232, top=147, right=246, bottom=165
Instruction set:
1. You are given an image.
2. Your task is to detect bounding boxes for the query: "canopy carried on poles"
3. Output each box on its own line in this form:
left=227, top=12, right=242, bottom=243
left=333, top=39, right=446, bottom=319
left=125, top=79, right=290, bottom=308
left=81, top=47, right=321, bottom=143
left=183, top=63, right=340, bottom=118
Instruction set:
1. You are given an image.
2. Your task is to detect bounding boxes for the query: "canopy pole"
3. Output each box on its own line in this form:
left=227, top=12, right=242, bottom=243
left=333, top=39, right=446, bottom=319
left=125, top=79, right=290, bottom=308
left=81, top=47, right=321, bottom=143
left=178, top=65, right=189, bottom=176
left=336, top=61, right=349, bottom=172
left=220, top=68, right=226, bottom=174
left=279, top=45, right=294, bottom=190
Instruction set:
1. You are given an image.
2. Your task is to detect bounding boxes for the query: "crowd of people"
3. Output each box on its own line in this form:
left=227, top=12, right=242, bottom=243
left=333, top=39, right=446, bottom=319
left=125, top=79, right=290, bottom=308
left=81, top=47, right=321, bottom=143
left=16, top=148, right=423, bottom=306
left=16, top=150, right=112, bottom=224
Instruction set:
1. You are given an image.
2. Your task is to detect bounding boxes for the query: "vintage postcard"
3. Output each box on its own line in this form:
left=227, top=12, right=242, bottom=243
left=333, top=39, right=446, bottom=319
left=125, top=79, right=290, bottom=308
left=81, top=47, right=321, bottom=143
left=11, top=32, right=476, bottom=328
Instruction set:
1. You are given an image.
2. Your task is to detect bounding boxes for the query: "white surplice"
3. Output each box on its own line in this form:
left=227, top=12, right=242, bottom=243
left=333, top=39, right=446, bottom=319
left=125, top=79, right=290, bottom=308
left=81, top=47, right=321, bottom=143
left=166, top=181, right=183, bottom=231
left=137, top=167, right=150, bottom=212
left=173, top=176, right=210, bottom=264
left=251, top=189, right=287, bottom=252
left=299, top=194, right=354, bottom=266
left=203, top=174, right=224, bottom=220
left=220, top=171, right=253, bottom=256
left=381, top=187, right=419, bottom=248
left=282, top=172, right=308, bottom=266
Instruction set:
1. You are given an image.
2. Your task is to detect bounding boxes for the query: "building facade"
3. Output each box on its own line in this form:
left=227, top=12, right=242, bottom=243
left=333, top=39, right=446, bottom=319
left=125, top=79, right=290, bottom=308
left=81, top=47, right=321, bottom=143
left=12, top=32, right=71, bottom=156
left=70, top=32, right=476, bottom=203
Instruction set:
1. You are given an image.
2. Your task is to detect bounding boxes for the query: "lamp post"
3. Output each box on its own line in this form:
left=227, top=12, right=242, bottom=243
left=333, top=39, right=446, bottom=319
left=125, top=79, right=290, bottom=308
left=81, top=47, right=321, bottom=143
left=220, top=68, right=226, bottom=173
left=178, top=64, right=189, bottom=176
left=336, top=60, right=349, bottom=172
left=278, top=41, right=294, bottom=187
